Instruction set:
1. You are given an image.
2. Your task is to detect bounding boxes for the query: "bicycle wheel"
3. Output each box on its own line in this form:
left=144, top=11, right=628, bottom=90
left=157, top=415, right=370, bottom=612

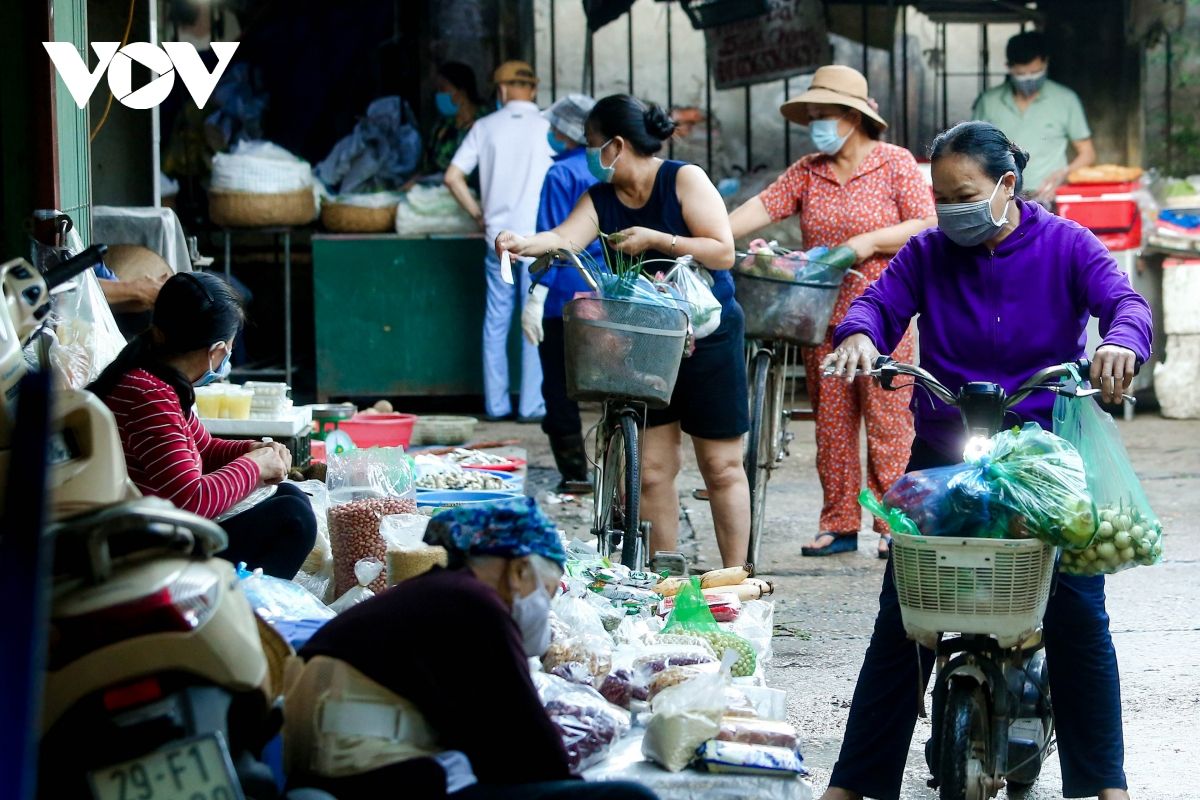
left=595, top=411, right=643, bottom=569
left=745, top=349, right=773, bottom=567
left=938, top=681, right=993, bottom=800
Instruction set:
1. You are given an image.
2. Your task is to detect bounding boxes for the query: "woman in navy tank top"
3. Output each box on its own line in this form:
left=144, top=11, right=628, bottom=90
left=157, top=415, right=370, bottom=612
left=496, top=95, right=751, bottom=569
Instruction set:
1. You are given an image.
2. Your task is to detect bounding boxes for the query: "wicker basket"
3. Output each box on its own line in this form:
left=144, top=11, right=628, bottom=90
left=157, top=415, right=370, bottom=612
left=321, top=201, right=398, bottom=233
left=411, top=415, right=479, bottom=446
left=210, top=188, right=316, bottom=228
left=890, top=533, right=1056, bottom=649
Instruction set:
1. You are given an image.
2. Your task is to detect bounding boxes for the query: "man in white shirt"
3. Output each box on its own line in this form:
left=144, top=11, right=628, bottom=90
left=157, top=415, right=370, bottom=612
left=445, top=61, right=553, bottom=422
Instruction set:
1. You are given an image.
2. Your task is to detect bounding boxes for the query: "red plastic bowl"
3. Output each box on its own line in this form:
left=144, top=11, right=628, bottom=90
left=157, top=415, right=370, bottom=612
left=337, top=413, right=418, bottom=449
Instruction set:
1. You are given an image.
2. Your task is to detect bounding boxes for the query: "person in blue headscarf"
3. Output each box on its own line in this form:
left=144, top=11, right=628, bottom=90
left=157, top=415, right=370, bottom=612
left=292, top=498, right=657, bottom=800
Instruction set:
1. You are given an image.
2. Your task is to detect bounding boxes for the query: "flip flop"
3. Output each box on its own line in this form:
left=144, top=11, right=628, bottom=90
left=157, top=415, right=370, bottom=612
left=878, top=534, right=893, bottom=559
left=691, top=489, right=710, bottom=501
left=801, top=532, right=858, bottom=557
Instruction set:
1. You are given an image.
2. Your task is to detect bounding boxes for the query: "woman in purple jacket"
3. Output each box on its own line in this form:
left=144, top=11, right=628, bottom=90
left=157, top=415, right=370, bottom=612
left=819, top=121, right=1147, bottom=800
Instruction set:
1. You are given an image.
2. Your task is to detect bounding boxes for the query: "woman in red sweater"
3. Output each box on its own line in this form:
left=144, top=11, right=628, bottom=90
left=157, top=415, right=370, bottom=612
left=89, top=272, right=316, bottom=578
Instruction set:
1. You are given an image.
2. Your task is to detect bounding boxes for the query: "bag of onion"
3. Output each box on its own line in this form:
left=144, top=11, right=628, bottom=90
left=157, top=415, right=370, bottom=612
left=1053, top=387, right=1164, bottom=575
left=327, top=447, right=417, bottom=596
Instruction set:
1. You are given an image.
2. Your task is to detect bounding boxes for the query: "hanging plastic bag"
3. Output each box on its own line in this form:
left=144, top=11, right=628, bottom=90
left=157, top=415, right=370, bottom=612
left=666, top=259, right=722, bottom=339
left=863, top=423, right=1097, bottom=550
left=327, top=448, right=417, bottom=596
left=45, top=267, right=127, bottom=389
left=663, top=577, right=756, bottom=677
left=1053, top=387, right=1164, bottom=575
left=329, top=557, right=384, bottom=613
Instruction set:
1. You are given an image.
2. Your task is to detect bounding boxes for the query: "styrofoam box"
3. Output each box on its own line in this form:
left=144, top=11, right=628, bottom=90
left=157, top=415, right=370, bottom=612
left=1163, top=259, right=1200, bottom=335
left=1154, top=333, right=1200, bottom=419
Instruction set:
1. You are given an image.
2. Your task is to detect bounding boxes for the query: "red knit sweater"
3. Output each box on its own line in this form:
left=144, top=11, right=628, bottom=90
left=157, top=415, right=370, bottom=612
left=104, top=369, right=260, bottom=519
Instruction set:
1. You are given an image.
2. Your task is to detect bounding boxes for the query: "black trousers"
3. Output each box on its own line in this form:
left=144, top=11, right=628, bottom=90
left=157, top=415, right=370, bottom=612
left=538, top=318, right=582, bottom=439
left=217, top=482, right=317, bottom=579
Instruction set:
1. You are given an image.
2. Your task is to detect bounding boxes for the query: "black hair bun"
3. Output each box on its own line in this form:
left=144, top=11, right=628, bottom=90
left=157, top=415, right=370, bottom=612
left=1010, top=143, right=1031, bottom=171
left=643, top=103, right=677, bottom=141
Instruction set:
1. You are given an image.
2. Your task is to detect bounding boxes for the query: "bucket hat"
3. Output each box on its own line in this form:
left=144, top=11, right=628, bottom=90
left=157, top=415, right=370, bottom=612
left=543, top=94, right=595, bottom=145
left=780, top=65, right=887, bottom=129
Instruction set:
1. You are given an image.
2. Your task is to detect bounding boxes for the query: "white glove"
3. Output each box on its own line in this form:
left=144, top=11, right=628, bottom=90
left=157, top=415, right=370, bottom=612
left=521, top=284, right=550, bottom=345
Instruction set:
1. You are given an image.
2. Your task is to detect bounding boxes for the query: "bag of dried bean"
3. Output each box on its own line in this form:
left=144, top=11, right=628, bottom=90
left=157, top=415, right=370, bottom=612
left=327, top=448, right=417, bottom=596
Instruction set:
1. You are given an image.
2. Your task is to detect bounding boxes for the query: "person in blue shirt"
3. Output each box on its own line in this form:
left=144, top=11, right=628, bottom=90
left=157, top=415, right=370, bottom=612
left=522, top=94, right=601, bottom=494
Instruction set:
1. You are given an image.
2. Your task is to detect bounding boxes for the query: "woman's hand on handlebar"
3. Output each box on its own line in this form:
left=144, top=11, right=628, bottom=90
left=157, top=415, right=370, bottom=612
left=1091, top=344, right=1137, bottom=405
left=244, top=446, right=287, bottom=486
left=822, top=334, right=881, bottom=383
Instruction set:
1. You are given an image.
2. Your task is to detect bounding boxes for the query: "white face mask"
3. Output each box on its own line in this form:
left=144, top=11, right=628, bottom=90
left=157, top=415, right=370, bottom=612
left=510, top=578, right=552, bottom=657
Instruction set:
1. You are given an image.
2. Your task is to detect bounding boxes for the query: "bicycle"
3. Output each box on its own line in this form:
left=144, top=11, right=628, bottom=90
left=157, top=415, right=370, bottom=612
left=733, top=244, right=847, bottom=565
left=529, top=248, right=689, bottom=571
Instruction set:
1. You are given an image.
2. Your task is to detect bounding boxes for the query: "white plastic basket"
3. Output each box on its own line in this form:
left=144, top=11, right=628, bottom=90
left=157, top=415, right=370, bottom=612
left=890, top=533, right=1056, bottom=649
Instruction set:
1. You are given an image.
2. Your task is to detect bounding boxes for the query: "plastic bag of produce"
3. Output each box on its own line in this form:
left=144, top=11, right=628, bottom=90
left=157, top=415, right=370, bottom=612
left=1053, top=389, right=1164, bottom=575
left=863, top=424, right=1097, bottom=550
left=717, top=718, right=800, bottom=751
left=544, top=599, right=613, bottom=683
left=533, top=672, right=631, bottom=773
left=329, top=557, right=383, bottom=613
left=641, top=651, right=736, bottom=772
left=380, top=513, right=448, bottom=585
left=665, top=260, right=722, bottom=338
left=45, top=266, right=127, bottom=389
left=663, top=577, right=757, bottom=677
left=696, top=740, right=807, bottom=777
left=327, top=448, right=417, bottom=596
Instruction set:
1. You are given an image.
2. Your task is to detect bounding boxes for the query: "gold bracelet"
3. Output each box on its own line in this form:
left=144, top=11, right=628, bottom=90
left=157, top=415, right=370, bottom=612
left=669, top=234, right=678, bottom=254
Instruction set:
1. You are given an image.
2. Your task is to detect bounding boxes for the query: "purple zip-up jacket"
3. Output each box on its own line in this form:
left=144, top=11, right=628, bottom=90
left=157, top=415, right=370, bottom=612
left=834, top=199, right=1153, bottom=459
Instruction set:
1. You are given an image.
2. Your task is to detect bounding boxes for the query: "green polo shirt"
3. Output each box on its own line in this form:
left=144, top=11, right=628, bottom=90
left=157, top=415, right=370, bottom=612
left=972, top=79, right=1091, bottom=193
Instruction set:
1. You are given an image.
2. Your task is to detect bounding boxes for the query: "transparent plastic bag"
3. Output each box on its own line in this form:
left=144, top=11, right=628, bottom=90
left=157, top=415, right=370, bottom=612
left=533, top=672, right=631, bottom=773
left=381, top=513, right=447, bottom=585
left=544, top=597, right=614, bottom=684
left=327, top=448, right=417, bottom=595
left=666, top=260, right=721, bottom=339
left=1053, top=389, right=1164, bottom=575
left=215, top=485, right=278, bottom=523
left=663, top=577, right=757, bottom=677
left=641, top=651, right=735, bottom=772
left=237, top=563, right=335, bottom=623
left=46, top=267, right=127, bottom=389
left=864, top=423, right=1097, bottom=550
left=329, top=557, right=384, bottom=613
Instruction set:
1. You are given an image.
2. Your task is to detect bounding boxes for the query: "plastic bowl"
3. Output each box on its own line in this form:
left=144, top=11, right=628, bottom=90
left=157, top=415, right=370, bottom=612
left=338, top=413, right=418, bottom=449
left=415, top=490, right=522, bottom=509
left=415, top=470, right=522, bottom=493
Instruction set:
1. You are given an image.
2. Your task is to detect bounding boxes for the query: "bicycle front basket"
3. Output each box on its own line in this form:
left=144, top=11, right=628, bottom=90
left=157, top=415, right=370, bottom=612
left=890, top=533, right=1056, bottom=649
left=563, top=297, right=689, bottom=408
left=733, top=270, right=843, bottom=346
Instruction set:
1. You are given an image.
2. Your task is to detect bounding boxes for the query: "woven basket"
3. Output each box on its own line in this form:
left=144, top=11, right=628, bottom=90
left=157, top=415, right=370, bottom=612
left=210, top=188, right=316, bottom=228
left=321, top=201, right=398, bottom=233
left=412, top=415, right=479, bottom=446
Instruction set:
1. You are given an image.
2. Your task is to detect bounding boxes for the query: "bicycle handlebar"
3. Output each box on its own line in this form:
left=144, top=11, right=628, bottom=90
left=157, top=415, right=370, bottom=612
left=870, top=356, right=1093, bottom=410
left=527, top=247, right=600, bottom=293
left=42, top=244, right=109, bottom=291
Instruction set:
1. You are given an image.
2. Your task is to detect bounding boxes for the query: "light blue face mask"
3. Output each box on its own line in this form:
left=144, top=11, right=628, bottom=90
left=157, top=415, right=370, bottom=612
left=194, top=346, right=232, bottom=387
left=810, top=117, right=849, bottom=155
left=586, top=138, right=618, bottom=183
left=435, top=91, right=459, bottom=117
left=547, top=130, right=569, bottom=155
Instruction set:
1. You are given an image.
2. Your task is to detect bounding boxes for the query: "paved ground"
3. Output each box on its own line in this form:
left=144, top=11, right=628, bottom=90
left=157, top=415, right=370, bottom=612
left=484, top=408, right=1200, bottom=800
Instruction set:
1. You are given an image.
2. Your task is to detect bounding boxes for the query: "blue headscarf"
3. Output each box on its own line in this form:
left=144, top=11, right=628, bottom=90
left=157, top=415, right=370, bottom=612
left=424, top=496, right=566, bottom=567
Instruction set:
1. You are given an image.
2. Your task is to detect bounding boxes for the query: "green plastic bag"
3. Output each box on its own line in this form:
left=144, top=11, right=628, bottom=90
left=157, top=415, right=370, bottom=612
left=1053, top=383, right=1164, bottom=575
left=663, top=577, right=756, bottom=677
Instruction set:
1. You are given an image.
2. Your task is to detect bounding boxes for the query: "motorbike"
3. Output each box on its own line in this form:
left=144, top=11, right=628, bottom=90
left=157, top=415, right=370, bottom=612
left=870, top=355, right=1121, bottom=800
left=0, top=246, right=327, bottom=799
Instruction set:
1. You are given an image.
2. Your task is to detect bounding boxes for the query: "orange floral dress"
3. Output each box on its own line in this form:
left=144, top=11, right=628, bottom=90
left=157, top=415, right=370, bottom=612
left=759, top=142, right=934, bottom=534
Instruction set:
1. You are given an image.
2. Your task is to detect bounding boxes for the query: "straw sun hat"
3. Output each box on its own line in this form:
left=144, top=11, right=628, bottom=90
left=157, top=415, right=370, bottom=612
left=780, top=65, right=887, bottom=129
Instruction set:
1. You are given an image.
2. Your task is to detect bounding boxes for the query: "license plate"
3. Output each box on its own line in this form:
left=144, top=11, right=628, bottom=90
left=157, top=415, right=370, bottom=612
left=88, top=733, right=245, bottom=800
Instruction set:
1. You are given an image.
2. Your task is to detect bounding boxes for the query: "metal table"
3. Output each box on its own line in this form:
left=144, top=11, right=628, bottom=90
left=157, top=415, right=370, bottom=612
left=222, top=226, right=295, bottom=383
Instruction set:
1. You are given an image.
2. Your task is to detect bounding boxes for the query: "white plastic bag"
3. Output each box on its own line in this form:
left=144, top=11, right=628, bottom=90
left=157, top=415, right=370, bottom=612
left=46, top=268, right=127, bottom=389
left=211, top=140, right=314, bottom=193
left=394, top=185, right=479, bottom=236
left=668, top=260, right=722, bottom=339
left=329, top=557, right=384, bottom=613
left=641, top=651, right=735, bottom=772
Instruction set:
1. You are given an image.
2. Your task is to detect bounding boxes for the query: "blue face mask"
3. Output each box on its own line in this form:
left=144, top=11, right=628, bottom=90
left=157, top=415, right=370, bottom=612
left=586, top=138, right=618, bottom=183
left=547, top=130, right=569, bottom=155
left=194, top=347, right=232, bottom=388
left=810, top=117, right=849, bottom=156
left=435, top=91, right=459, bottom=117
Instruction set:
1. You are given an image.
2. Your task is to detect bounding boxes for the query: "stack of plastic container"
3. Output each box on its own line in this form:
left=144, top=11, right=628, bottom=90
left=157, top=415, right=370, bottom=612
left=245, top=381, right=294, bottom=420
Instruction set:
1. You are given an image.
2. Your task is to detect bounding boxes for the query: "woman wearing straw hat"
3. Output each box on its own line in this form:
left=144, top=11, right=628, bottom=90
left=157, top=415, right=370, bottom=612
left=730, top=64, right=937, bottom=559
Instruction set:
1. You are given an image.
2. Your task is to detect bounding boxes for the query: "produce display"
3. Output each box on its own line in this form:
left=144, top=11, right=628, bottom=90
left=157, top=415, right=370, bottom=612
left=444, top=448, right=513, bottom=468
left=416, top=468, right=506, bottom=491
left=866, top=424, right=1096, bottom=549
left=329, top=497, right=418, bottom=595
left=736, top=240, right=856, bottom=283
left=663, top=577, right=759, bottom=677
left=534, top=673, right=631, bottom=772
